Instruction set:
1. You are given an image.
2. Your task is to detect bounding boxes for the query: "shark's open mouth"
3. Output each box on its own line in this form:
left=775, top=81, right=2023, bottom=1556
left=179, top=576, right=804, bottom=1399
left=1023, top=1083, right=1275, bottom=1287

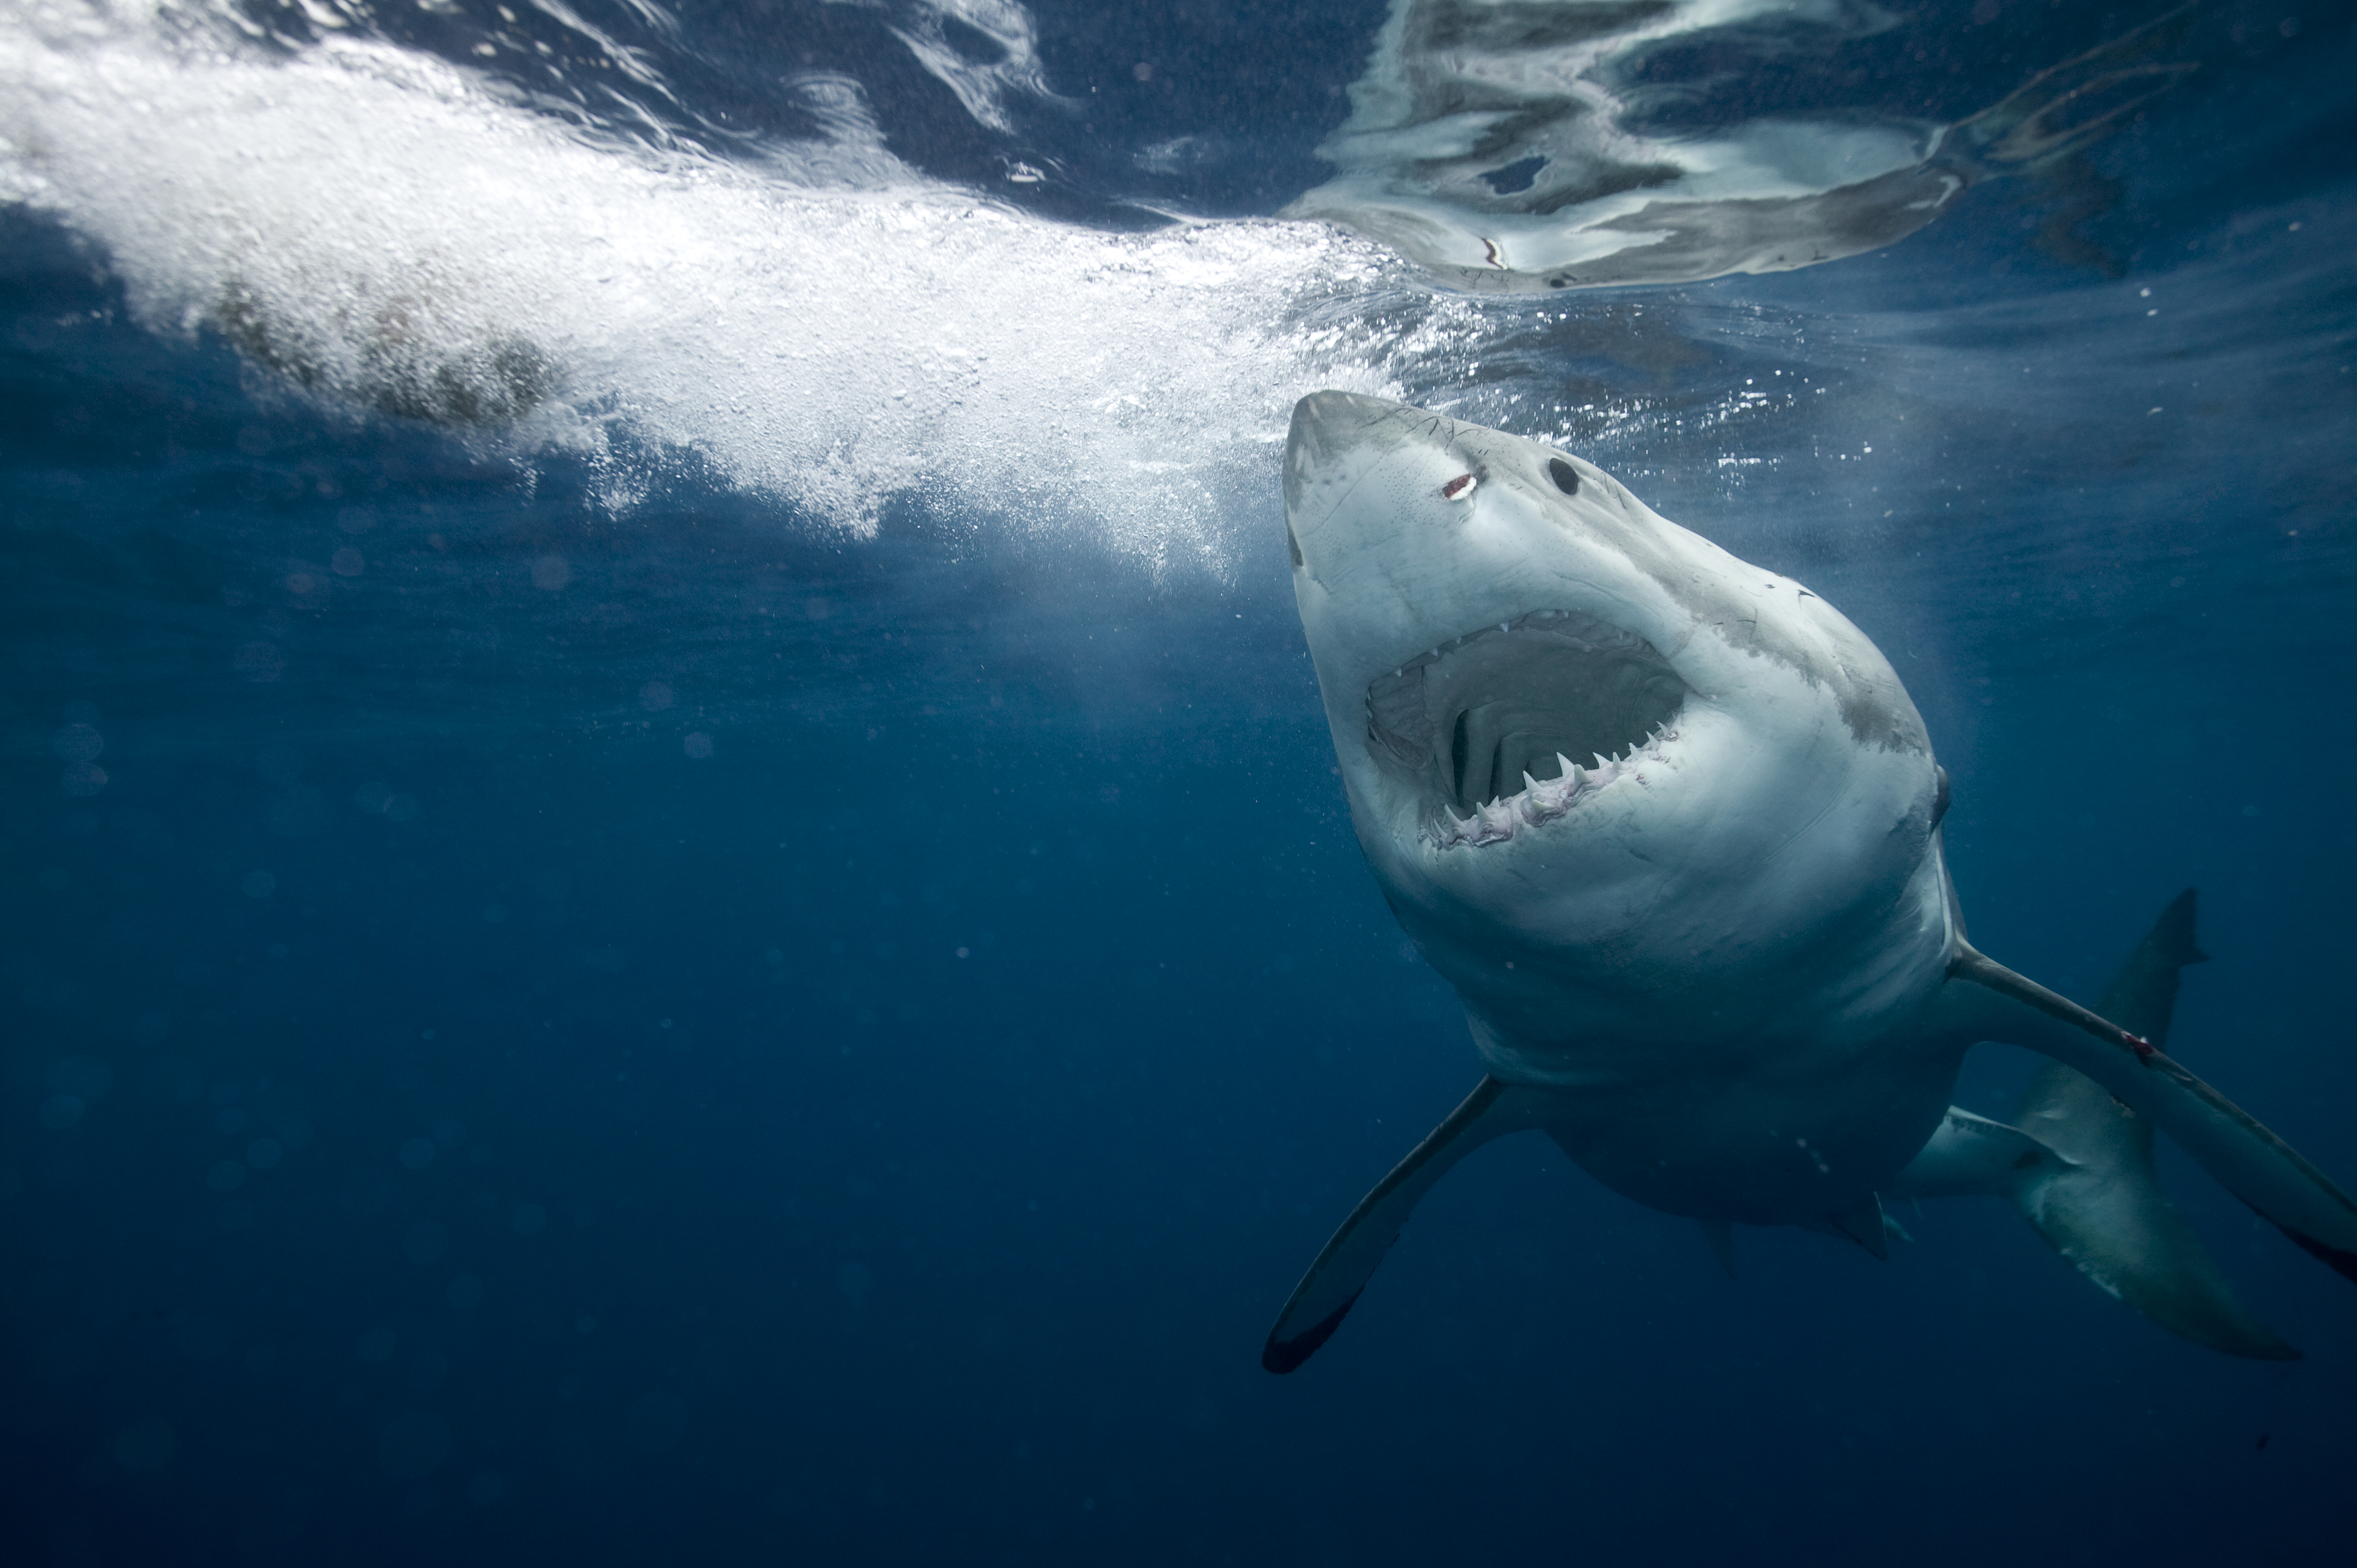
left=1364, top=609, right=1687, bottom=849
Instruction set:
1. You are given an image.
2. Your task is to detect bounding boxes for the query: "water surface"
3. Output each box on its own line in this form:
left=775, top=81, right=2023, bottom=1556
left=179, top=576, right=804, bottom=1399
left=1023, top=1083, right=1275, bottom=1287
left=2, top=2, right=2352, bottom=1562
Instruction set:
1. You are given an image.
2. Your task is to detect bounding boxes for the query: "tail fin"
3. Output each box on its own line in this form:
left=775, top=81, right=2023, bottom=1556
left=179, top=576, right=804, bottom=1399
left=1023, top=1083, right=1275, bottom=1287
left=2011, top=890, right=2298, bottom=1359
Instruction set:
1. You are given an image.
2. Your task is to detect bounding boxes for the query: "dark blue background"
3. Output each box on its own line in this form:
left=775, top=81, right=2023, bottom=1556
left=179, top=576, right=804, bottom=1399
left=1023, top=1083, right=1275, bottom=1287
left=4, top=2, right=2354, bottom=1562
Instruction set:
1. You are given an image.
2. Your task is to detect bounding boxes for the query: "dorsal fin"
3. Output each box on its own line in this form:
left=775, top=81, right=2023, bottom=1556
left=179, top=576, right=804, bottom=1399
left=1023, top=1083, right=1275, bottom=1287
left=2092, top=885, right=2207, bottom=1048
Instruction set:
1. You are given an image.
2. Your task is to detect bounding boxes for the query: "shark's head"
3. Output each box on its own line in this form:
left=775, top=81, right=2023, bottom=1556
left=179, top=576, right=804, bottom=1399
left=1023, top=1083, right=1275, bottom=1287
left=1284, top=392, right=1949, bottom=1065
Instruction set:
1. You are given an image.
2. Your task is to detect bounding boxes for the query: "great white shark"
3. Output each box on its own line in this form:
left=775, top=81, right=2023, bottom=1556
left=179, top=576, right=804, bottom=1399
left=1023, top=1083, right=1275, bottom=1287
left=1265, top=391, right=2357, bottom=1372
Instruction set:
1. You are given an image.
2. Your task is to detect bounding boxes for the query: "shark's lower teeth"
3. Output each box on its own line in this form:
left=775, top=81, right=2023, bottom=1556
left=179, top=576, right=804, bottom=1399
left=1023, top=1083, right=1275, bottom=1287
left=1366, top=606, right=1688, bottom=839
left=1428, top=728, right=1678, bottom=849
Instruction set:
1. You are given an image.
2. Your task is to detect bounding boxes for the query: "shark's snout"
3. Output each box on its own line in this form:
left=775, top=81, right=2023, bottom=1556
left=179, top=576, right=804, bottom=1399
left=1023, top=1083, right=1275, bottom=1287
left=1285, top=390, right=1414, bottom=473
left=1284, top=388, right=1696, bottom=850
left=1283, top=391, right=1936, bottom=900
left=1283, top=390, right=1433, bottom=548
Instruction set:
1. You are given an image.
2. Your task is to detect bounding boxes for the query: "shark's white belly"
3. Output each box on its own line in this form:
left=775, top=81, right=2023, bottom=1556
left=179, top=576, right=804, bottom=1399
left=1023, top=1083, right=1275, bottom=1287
left=1489, top=1008, right=1962, bottom=1224
left=1442, top=853, right=1961, bottom=1223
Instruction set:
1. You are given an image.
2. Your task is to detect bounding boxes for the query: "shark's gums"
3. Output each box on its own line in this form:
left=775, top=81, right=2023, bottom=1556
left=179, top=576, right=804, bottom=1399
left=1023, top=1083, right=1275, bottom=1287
left=1263, top=392, right=2357, bottom=1373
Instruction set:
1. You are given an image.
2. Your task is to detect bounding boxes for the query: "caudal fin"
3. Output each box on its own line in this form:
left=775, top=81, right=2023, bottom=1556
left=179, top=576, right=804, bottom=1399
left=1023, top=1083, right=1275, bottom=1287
left=2015, top=1127, right=2297, bottom=1358
left=2001, top=889, right=2298, bottom=1359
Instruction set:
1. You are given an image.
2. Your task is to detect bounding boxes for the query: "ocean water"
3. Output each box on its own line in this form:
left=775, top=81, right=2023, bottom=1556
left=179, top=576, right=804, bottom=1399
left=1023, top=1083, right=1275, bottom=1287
left=2, top=1, right=2352, bottom=1561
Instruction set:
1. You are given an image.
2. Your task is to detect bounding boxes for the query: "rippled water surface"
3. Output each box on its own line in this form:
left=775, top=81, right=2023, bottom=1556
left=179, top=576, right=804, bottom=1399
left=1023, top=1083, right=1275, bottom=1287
left=3, top=2, right=2354, bottom=1562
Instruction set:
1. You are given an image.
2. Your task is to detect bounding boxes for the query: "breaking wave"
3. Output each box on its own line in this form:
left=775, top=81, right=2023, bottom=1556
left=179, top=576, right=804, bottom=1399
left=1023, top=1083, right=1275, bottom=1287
left=0, top=1, right=1460, bottom=568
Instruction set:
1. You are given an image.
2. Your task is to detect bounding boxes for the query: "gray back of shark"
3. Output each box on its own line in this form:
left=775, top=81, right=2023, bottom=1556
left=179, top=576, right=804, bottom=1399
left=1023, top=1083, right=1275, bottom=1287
left=1262, top=391, right=2356, bottom=1374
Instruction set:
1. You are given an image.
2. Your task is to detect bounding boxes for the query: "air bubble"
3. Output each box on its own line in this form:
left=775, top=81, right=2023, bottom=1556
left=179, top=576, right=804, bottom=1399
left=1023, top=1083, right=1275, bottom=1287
left=0, top=8, right=1421, bottom=572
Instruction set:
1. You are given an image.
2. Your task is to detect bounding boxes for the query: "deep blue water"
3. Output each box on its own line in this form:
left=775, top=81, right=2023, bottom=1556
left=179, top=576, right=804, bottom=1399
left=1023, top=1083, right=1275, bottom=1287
left=3, top=1, right=2354, bottom=1562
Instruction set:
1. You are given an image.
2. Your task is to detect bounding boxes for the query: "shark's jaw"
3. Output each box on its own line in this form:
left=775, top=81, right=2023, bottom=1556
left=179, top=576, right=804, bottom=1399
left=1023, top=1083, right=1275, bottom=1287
left=1283, top=391, right=1951, bottom=1091
left=1362, top=606, right=1688, bottom=849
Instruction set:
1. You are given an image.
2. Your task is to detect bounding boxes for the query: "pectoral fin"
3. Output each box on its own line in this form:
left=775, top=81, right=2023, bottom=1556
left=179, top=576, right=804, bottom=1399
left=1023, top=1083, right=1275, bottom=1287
left=1262, top=1076, right=1550, bottom=1374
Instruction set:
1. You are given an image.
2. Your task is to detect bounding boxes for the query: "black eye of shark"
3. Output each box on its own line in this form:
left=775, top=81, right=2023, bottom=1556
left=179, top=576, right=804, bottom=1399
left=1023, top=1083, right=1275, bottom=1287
left=1547, top=457, right=1580, bottom=496
left=1363, top=609, right=1689, bottom=845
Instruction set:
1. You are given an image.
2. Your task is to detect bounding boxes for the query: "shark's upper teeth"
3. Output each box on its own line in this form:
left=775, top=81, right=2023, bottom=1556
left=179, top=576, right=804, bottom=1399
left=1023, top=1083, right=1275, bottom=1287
left=1364, top=608, right=1679, bottom=793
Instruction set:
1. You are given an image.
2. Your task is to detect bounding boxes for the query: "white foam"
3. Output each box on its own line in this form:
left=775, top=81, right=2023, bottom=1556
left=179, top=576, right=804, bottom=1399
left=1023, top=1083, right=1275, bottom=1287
left=0, top=2, right=1443, bottom=570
